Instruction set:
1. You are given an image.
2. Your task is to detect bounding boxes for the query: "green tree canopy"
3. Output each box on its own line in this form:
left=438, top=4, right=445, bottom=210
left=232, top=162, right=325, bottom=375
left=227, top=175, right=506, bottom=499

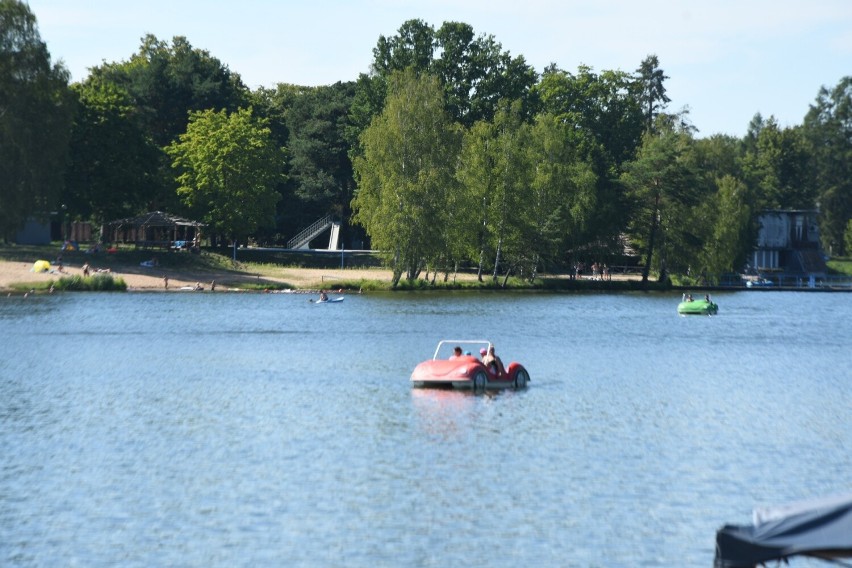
left=701, top=175, right=753, bottom=280
left=525, top=113, right=598, bottom=278
left=351, top=69, right=461, bottom=285
left=285, top=82, right=356, bottom=217
left=845, top=219, right=852, bottom=256
left=740, top=117, right=815, bottom=210
left=803, top=77, right=852, bottom=255
left=536, top=64, right=643, bottom=171
left=92, top=34, right=249, bottom=148
left=166, top=107, right=283, bottom=242
left=86, top=35, right=251, bottom=212
left=63, top=77, right=160, bottom=224
left=534, top=64, right=643, bottom=257
left=692, top=134, right=743, bottom=182
left=635, top=54, right=670, bottom=132
left=456, top=101, right=533, bottom=283
left=456, top=118, right=498, bottom=279
left=253, top=81, right=356, bottom=243
left=0, top=0, right=74, bottom=240
left=351, top=18, right=538, bottom=140
left=621, top=118, right=699, bottom=282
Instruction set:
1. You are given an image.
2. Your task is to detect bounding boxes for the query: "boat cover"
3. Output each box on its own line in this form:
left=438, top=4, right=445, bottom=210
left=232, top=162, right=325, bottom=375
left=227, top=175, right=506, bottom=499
left=677, top=298, right=717, bottom=315
left=714, top=493, right=852, bottom=567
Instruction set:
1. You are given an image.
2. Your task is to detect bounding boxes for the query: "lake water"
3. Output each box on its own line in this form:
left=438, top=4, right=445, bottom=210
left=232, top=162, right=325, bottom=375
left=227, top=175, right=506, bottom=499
left=1, top=290, right=850, bottom=567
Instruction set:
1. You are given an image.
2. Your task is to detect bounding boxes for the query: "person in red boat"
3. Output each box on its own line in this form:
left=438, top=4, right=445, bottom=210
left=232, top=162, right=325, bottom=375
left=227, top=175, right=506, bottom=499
left=481, top=345, right=505, bottom=376
left=450, top=346, right=463, bottom=359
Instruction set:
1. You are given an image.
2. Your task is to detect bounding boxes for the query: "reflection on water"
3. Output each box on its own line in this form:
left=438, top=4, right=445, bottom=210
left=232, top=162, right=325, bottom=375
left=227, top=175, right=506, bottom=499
left=411, top=388, right=476, bottom=439
left=1, top=291, right=850, bottom=567
left=410, top=387, right=516, bottom=441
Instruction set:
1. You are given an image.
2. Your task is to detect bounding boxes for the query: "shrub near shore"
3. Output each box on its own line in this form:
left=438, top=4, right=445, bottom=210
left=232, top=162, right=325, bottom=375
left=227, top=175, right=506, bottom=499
left=9, top=274, right=126, bottom=293
left=53, top=274, right=127, bottom=291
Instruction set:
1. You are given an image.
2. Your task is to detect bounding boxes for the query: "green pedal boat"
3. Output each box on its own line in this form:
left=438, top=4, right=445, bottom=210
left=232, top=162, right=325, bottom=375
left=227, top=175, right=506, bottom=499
left=677, top=294, right=718, bottom=315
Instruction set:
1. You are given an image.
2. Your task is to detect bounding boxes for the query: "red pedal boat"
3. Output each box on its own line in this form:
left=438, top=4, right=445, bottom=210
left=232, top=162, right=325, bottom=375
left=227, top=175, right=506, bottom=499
left=410, top=340, right=530, bottom=390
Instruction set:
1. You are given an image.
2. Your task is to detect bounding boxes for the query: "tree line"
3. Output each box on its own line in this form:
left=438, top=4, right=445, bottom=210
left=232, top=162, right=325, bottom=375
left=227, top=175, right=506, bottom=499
left=2, top=2, right=851, bottom=284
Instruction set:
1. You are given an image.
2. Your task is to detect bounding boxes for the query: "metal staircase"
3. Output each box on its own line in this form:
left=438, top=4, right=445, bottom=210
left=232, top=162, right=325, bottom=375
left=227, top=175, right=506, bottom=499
left=287, top=215, right=340, bottom=250
left=795, top=248, right=827, bottom=275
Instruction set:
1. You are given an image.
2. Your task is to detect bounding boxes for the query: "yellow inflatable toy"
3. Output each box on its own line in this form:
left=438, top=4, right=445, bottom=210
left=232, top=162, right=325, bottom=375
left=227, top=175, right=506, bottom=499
left=31, top=260, right=51, bottom=273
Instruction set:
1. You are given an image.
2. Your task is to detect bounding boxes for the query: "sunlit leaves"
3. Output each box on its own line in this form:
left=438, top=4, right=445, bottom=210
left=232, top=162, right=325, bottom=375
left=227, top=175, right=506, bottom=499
left=351, top=69, right=461, bottom=285
left=166, top=108, right=283, bottom=240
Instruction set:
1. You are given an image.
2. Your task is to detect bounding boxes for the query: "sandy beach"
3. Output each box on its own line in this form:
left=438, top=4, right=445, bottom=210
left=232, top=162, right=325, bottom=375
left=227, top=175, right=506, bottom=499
left=0, top=255, right=628, bottom=293
left=0, top=258, right=398, bottom=293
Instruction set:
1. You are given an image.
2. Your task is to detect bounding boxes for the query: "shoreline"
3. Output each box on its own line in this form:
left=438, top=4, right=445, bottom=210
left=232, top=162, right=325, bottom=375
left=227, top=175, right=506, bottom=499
left=0, top=258, right=387, bottom=294
left=2, top=257, right=849, bottom=295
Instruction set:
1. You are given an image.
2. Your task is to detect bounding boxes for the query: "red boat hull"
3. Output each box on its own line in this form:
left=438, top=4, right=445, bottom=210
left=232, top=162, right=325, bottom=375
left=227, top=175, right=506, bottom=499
left=411, top=355, right=529, bottom=390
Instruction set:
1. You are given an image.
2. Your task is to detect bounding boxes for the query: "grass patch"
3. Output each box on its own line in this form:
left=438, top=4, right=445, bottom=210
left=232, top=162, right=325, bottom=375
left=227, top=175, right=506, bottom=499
left=10, top=282, right=45, bottom=293
left=827, top=257, right=852, bottom=276
left=237, top=281, right=295, bottom=291
left=11, top=273, right=126, bottom=293
left=335, top=279, right=388, bottom=292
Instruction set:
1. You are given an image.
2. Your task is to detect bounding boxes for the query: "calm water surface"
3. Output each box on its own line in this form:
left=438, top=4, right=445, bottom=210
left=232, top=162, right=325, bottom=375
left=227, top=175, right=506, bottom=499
left=1, top=290, right=850, bottom=567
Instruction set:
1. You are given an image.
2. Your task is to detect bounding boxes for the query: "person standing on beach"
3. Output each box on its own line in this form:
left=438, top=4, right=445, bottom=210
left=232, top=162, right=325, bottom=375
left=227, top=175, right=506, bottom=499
left=163, top=275, right=169, bottom=289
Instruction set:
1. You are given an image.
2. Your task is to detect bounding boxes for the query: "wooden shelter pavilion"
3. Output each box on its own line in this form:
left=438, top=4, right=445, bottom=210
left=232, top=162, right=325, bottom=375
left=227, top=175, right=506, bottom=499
left=106, top=211, right=204, bottom=250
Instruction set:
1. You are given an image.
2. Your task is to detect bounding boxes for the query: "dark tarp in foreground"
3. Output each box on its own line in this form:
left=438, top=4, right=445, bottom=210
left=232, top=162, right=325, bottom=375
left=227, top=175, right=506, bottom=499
left=715, top=493, right=852, bottom=567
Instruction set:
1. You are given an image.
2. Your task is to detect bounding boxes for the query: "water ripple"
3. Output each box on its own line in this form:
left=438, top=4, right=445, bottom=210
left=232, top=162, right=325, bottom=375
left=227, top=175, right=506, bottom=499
left=0, top=291, right=849, bottom=567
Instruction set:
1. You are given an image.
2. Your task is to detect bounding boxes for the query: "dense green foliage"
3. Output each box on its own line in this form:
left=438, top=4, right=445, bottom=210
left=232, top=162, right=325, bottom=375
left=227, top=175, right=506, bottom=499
left=847, top=220, right=852, bottom=255
left=85, top=34, right=251, bottom=214
left=621, top=120, right=699, bottom=283
left=802, top=78, right=852, bottom=256
left=53, top=273, right=127, bottom=291
left=364, top=19, right=538, bottom=129
left=253, top=81, right=357, bottom=242
left=352, top=69, right=461, bottom=285
left=64, top=78, right=160, bottom=223
left=10, top=272, right=127, bottom=292
left=0, top=0, right=74, bottom=240
left=167, top=107, right=283, bottom=242
left=4, top=2, right=851, bottom=283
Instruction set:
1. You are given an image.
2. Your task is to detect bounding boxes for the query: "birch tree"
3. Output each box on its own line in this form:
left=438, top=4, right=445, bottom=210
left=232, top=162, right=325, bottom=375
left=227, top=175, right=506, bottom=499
left=702, top=175, right=753, bottom=281
left=351, top=69, right=461, bottom=286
